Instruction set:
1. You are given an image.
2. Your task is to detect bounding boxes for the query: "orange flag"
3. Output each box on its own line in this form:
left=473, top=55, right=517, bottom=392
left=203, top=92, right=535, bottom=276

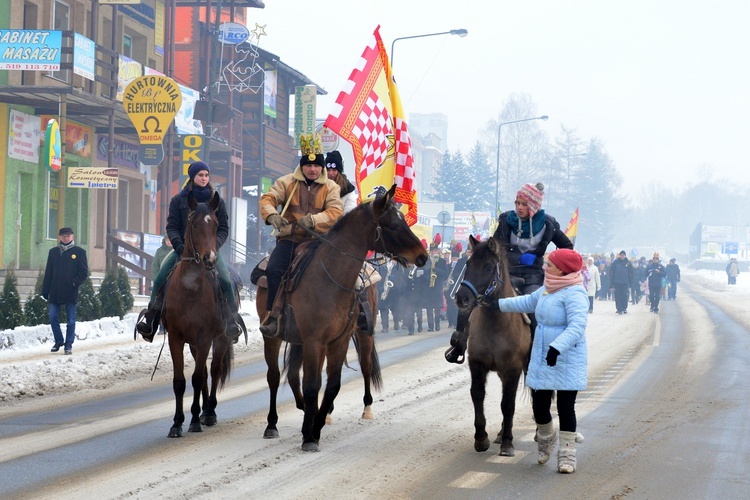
left=324, top=26, right=417, bottom=225
left=564, top=208, right=579, bottom=246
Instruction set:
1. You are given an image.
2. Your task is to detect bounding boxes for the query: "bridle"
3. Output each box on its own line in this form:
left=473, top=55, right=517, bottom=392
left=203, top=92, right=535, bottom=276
left=458, top=261, right=504, bottom=307
left=180, top=210, right=217, bottom=271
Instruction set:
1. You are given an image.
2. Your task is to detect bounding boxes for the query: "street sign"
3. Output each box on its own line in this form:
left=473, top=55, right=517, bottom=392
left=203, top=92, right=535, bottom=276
left=722, top=241, right=739, bottom=254
left=437, top=210, right=451, bottom=225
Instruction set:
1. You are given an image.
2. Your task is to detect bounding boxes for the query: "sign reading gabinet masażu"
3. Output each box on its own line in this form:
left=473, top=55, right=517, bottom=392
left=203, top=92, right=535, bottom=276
left=123, top=75, right=182, bottom=145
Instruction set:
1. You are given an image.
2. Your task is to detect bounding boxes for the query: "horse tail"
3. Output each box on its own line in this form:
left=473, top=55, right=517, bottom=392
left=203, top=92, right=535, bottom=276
left=352, top=333, right=383, bottom=392
left=216, top=340, right=234, bottom=390
left=370, top=341, right=383, bottom=391
left=283, top=343, right=303, bottom=376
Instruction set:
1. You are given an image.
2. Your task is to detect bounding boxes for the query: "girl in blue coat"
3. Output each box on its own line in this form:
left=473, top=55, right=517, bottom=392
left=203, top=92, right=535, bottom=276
left=494, top=248, right=589, bottom=474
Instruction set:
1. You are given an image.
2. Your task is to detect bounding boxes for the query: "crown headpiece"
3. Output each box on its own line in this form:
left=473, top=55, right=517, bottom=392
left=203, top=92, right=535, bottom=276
left=299, top=133, right=323, bottom=161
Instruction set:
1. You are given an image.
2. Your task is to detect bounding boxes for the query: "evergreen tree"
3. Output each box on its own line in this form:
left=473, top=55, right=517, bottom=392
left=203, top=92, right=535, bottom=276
left=117, top=266, right=134, bottom=314
left=77, top=277, right=101, bottom=321
left=431, top=149, right=477, bottom=210
left=23, top=270, right=49, bottom=327
left=98, top=268, right=123, bottom=318
left=465, top=142, right=494, bottom=213
left=571, top=139, right=624, bottom=252
left=0, top=268, right=24, bottom=330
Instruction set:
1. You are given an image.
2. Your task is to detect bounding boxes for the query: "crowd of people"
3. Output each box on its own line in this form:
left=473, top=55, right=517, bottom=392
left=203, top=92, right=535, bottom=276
left=585, top=251, right=681, bottom=314
left=376, top=241, right=464, bottom=335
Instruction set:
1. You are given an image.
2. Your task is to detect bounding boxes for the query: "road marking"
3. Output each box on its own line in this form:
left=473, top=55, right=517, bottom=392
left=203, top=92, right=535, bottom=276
left=448, top=471, right=499, bottom=489
left=485, top=450, right=529, bottom=464
left=652, top=316, right=661, bottom=347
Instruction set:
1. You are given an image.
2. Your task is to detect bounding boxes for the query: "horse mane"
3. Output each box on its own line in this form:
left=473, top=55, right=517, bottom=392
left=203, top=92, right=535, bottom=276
left=323, top=201, right=374, bottom=240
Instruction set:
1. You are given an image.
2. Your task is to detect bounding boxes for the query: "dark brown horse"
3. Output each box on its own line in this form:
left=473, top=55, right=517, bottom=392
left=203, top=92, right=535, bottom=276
left=259, top=185, right=427, bottom=451
left=454, top=235, right=531, bottom=456
left=163, top=192, right=233, bottom=438
left=255, top=280, right=382, bottom=428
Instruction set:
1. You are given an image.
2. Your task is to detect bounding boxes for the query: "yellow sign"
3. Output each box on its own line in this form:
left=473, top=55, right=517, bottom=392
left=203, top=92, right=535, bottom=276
left=67, top=167, right=119, bottom=189
left=123, top=75, right=182, bottom=145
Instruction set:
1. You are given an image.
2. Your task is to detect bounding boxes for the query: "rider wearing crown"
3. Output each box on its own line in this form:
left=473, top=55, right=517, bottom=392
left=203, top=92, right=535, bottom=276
left=258, top=134, right=344, bottom=338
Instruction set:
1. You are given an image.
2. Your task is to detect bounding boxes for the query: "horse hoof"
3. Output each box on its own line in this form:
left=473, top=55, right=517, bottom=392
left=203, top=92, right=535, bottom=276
left=168, top=426, right=183, bottom=438
left=499, top=445, right=515, bottom=457
left=493, top=436, right=503, bottom=444
left=263, top=428, right=279, bottom=439
left=325, top=415, right=332, bottom=425
left=201, top=415, right=217, bottom=427
left=301, top=442, right=320, bottom=452
left=361, top=406, right=374, bottom=420
left=188, top=422, right=202, bottom=433
left=474, top=437, right=491, bottom=452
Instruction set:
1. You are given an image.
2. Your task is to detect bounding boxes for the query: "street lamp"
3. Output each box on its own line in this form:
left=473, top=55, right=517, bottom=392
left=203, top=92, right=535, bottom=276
left=494, top=115, right=549, bottom=216
left=390, top=29, right=469, bottom=67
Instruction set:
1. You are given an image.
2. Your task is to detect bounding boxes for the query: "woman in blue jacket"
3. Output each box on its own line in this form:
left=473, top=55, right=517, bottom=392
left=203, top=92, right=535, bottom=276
left=492, top=248, right=589, bottom=474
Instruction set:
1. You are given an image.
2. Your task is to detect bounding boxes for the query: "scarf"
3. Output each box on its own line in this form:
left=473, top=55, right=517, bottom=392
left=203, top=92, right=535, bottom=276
left=544, top=269, right=583, bottom=294
left=59, top=240, right=75, bottom=253
left=190, top=185, right=212, bottom=202
left=506, top=209, right=546, bottom=242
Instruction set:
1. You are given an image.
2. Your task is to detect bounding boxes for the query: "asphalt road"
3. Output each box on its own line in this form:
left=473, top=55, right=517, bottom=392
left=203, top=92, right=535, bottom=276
left=2, top=276, right=748, bottom=499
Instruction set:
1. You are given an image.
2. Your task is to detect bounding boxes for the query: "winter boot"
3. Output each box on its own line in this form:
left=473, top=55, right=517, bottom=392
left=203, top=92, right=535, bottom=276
left=135, top=289, right=165, bottom=342
left=259, top=314, right=279, bottom=338
left=557, top=431, right=577, bottom=473
left=536, top=421, right=557, bottom=465
left=223, top=299, right=244, bottom=343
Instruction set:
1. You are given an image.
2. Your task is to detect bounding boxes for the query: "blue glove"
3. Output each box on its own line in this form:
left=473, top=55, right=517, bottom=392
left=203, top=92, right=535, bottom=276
left=546, top=346, right=560, bottom=366
left=520, top=253, right=536, bottom=266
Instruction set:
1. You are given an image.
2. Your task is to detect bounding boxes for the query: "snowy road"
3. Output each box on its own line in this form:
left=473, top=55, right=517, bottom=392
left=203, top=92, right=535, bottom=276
left=1, top=271, right=749, bottom=499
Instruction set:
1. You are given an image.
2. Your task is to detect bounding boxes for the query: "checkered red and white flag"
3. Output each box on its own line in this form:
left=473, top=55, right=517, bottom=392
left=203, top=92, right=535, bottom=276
left=324, top=26, right=417, bottom=226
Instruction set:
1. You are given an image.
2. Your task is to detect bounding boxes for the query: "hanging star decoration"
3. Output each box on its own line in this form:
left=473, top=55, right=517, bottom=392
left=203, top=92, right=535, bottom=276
left=221, top=23, right=268, bottom=93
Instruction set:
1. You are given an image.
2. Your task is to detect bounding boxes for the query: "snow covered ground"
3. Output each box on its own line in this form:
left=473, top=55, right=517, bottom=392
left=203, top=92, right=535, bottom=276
left=0, top=301, right=264, bottom=403
left=0, top=267, right=744, bottom=404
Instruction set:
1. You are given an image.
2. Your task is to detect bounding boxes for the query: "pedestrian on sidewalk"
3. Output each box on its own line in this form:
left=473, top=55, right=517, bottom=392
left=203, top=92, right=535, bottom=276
left=42, top=227, right=89, bottom=355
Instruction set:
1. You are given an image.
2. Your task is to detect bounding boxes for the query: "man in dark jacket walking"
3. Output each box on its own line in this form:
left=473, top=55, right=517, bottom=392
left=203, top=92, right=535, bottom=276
left=609, top=250, right=634, bottom=314
left=42, top=227, right=89, bottom=355
left=646, top=253, right=667, bottom=312
left=665, top=258, right=681, bottom=300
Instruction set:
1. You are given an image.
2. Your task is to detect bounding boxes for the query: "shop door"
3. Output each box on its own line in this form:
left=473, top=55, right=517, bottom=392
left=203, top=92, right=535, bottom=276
left=17, top=174, right=33, bottom=268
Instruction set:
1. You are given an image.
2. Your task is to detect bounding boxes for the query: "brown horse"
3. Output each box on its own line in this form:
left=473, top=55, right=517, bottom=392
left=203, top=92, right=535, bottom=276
left=454, top=235, right=531, bottom=456
left=163, top=192, right=233, bottom=438
left=255, top=280, right=381, bottom=429
left=259, top=185, right=427, bottom=451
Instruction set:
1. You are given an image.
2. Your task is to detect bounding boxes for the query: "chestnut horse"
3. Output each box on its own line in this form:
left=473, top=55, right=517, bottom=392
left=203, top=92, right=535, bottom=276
left=259, top=185, right=427, bottom=451
left=163, top=192, right=233, bottom=438
left=454, top=235, right=531, bottom=456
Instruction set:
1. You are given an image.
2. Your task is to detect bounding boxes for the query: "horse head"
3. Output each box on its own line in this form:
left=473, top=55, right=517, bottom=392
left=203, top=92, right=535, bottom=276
left=455, top=235, right=508, bottom=310
left=371, top=184, right=428, bottom=268
left=185, top=191, right=220, bottom=265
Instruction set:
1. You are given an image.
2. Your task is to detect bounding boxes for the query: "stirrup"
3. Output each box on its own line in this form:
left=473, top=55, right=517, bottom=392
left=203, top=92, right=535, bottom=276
left=134, top=308, right=157, bottom=342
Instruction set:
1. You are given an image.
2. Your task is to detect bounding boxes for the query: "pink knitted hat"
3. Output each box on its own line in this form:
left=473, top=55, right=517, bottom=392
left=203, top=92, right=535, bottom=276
left=516, top=182, right=545, bottom=217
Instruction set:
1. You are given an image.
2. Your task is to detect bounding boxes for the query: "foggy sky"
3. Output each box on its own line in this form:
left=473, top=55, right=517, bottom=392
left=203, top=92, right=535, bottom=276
left=250, top=0, right=749, bottom=200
